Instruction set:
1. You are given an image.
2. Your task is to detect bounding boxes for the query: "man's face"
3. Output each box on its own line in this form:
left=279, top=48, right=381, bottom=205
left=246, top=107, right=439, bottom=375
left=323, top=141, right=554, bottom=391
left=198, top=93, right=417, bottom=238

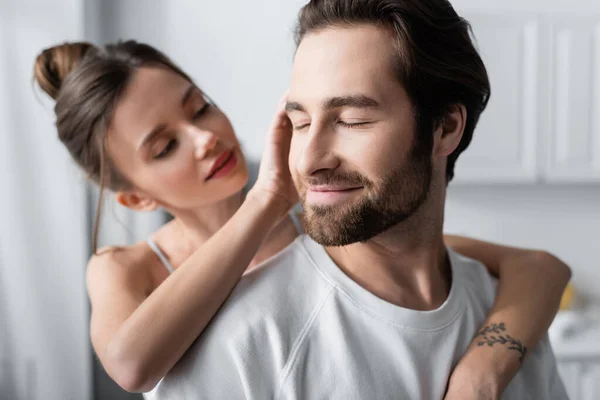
left=287, top=24, right=433, bottom=246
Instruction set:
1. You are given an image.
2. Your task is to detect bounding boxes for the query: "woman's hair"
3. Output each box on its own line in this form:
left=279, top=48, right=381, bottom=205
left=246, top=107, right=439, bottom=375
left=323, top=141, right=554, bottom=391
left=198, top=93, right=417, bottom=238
left=296, top=0, right=491, bottom=183
left=34, top=40, right=193, bottom=253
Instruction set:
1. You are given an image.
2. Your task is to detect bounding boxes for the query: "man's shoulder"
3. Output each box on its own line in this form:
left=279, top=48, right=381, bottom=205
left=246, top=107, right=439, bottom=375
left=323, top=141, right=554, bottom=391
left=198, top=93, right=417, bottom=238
left=183, top=235, right=334, bottom=364
left=448, top=248, right=498, bottom=309
left=228, top=235, right=334, bottom=321
left=447, top=247, right=491, bottom=278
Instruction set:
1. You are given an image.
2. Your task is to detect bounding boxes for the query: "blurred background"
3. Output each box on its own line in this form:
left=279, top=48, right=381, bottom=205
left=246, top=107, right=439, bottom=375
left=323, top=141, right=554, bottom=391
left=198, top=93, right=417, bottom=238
left=1, top=0, right=599, bottom=399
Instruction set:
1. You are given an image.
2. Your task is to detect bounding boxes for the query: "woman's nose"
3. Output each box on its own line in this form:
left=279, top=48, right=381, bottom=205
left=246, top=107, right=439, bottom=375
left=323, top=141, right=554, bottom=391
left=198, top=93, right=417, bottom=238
left=188, top=128, right=218, bottom=159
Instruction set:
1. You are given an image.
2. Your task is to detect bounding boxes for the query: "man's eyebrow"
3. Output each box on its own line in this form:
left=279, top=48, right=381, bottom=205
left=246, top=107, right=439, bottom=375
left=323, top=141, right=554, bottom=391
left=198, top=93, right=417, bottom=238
left=285, top=95, right=381, bottom=113
left=285, top=101, right=305, bottom=113
left=324, top=95, right=380, bottom=110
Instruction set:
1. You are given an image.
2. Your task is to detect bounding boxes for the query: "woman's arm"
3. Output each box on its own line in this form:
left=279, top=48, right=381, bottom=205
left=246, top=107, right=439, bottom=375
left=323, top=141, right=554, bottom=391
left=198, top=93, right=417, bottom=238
left=89, top=192, right=289, bottom=393
left=88, top=98, right=296, bottom=393
left=443, top=235, right=572, bottom=399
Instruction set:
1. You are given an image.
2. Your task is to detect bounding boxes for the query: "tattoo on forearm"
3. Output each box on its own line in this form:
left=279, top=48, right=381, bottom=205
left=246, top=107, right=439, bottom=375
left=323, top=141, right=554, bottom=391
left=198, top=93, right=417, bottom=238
left=475, top=322, right=528, bottom=365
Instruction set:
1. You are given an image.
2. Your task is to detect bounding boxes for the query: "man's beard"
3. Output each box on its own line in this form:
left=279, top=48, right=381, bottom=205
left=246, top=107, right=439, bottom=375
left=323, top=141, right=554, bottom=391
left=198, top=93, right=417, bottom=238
left=298, top=141, right=433, bottom=247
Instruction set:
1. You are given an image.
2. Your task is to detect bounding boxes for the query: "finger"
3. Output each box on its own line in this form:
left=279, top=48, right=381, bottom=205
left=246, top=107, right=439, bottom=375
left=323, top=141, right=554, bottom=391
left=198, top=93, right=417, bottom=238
left=278, top=89, right=290, bottom=106
left=269, top=102, right=292, bottom=132
left=275, top=90, right=290, bottom=120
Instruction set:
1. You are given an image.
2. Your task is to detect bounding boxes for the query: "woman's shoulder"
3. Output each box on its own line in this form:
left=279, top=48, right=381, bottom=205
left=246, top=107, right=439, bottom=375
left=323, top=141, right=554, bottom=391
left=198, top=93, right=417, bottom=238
left=86, top=241, right=158, bottom=293
left=88, top=220, right=178, bottom=271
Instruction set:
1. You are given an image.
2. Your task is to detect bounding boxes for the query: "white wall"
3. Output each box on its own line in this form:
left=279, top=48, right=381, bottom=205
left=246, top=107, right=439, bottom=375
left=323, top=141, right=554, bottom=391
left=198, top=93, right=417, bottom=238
left=99, top=0, right=600, bottom=306
left=445, top=186, right=600, bottom=304
left=0, top=0, right=91, bottom=399
left=96, top=0, right=306, bottom=175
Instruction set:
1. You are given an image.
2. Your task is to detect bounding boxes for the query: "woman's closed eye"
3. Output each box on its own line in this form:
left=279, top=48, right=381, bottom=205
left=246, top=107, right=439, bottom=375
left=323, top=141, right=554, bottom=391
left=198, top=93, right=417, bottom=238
left=193, top=103, right=211, bottom=119
left=153, top=138, right=178, bottom=159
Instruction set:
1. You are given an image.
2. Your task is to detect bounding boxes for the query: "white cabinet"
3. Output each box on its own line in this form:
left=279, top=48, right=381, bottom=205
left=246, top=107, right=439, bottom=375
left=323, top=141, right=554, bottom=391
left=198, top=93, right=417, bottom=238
left=557, top=360, right=600, bottom=400
left=581, top=364, right=600, bottom=400
left=558, top=361, right=583, bottom=400
left=454, top=15, right=540, bottom=183
left=552, top=323, right=600, bottom=400
left=451, top=11, right=600, bottom=184
left=545, top=18, right=600, bottom=182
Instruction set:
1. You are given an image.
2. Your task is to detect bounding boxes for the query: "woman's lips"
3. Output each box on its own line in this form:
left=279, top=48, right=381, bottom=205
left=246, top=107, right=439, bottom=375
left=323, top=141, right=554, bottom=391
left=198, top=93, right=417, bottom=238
left=205, top=150, right=237, bottom=181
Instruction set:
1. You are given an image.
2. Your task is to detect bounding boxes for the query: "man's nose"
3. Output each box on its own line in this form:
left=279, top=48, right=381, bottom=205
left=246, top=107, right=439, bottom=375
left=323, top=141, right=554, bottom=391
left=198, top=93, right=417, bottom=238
left=295, top=124, right=340, bottom=177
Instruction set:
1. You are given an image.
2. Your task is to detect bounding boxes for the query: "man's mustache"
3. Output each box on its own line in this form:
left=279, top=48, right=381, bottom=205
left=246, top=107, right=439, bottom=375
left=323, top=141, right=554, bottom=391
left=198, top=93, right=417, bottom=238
left=300, top=171, right=372, bottom=188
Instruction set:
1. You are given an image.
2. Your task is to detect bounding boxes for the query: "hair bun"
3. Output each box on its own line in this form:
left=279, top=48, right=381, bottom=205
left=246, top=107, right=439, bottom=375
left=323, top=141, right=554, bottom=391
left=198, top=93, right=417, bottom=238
left=33, top=42, right=96, bottom=100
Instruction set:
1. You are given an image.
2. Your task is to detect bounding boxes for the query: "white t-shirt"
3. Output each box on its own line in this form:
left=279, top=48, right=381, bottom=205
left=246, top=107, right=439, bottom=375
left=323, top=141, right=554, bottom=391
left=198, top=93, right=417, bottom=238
left=154, top=235, right=567, bottom=400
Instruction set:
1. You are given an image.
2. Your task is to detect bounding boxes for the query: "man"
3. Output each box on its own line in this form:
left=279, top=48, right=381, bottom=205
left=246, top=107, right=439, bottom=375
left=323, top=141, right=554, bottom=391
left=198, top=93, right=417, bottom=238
left=156, top=0, right=567, bottom=398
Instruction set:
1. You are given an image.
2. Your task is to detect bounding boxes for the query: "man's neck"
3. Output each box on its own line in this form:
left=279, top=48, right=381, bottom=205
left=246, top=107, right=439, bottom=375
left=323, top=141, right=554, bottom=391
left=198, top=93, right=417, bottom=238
left=325, top=204, right=451, bottom=311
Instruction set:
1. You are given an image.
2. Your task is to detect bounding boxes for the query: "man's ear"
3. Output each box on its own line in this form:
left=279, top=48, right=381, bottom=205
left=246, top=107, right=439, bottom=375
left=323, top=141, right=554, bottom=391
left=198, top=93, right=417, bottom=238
left=115, top=191, right=158, bottom=211
left=433, top=104, right=467, bottom=157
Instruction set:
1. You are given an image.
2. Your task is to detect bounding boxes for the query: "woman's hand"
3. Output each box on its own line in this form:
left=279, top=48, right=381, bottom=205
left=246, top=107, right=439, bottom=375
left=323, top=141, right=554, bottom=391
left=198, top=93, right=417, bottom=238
left=445, top=387, right=496, bottom=400
left=250, top=93, right=299, bottom=209
left=444, top=365, right=498, bottom=400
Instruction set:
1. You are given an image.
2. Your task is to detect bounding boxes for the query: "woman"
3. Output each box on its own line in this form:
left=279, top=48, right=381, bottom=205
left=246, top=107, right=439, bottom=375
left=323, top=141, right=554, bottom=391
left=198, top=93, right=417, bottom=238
left=34, top=40, right=570, bottom=399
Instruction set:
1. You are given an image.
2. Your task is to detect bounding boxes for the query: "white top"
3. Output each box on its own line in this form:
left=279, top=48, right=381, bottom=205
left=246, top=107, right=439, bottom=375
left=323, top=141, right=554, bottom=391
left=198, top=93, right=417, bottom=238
left=153, top=235, right=567, bottom=399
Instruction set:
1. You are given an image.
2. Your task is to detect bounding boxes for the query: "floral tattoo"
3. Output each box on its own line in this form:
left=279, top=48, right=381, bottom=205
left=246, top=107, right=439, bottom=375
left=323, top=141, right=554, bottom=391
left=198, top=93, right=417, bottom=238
left=475, top=323, right=528, bottom=365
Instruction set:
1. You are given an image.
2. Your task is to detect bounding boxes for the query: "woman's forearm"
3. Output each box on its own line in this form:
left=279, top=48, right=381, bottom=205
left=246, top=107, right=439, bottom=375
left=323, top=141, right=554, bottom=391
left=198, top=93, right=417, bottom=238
left=446, top=235, right=571, bottom=347
left=444, top=235, right=571, bottom=397
left=105, top=190, right=290, bottom=392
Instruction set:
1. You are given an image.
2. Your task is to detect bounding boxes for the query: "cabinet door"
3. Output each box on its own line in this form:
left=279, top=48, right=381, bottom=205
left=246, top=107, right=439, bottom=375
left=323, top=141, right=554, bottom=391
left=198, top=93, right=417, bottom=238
left=557, top=361, right=583, bottom=399
left=544, top=17, right=600, bottom=182
left=453, top=14, right=541, bottom=183
left=581, top=363, right=600, bottom=400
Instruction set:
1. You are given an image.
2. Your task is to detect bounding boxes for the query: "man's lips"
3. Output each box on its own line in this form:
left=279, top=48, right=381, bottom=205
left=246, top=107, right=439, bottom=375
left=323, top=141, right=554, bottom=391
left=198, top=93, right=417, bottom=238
left=306, top=185, right=363, bottom=192
left=305, top=185, right=363, bottom=204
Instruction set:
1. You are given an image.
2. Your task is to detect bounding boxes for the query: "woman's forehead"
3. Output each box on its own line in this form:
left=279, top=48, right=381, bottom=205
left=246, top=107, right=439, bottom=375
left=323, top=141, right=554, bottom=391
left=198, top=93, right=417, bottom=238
left=110, top=67, right=192, bottom=144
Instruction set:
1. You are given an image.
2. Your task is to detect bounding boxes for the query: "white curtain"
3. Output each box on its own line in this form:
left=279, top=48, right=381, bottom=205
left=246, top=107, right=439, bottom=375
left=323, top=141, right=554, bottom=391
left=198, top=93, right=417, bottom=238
left=0, top=1, right=90, bottom=399
left=0, top=1, right=167, bottom=399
